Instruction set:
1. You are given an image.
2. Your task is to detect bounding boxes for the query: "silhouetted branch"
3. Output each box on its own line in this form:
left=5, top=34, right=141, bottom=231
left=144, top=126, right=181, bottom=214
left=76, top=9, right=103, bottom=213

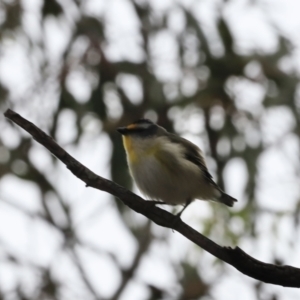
left=4, top=109, right=300, bottom=288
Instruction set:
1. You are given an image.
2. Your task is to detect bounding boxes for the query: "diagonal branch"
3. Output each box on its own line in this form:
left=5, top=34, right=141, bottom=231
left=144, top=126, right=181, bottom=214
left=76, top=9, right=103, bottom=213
left=4, top=109, right=300, bottom=288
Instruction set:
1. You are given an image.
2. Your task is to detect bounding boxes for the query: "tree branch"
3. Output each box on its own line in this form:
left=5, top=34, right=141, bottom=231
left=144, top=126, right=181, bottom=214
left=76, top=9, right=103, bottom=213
left=4, top=109, right=300, bottom=288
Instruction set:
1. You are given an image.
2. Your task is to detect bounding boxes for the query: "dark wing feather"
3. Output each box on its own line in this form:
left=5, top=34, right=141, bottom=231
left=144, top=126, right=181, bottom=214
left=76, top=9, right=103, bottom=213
left=168, top=133, right=217, bottom=185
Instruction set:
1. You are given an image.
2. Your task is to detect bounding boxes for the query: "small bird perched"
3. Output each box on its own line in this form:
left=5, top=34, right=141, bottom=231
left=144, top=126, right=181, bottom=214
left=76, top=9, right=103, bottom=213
left=117, top=119, right=237, bottom=216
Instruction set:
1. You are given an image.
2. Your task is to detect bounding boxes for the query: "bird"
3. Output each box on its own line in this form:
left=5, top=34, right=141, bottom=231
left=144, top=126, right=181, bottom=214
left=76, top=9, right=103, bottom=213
left=117, top=119, right=237, bottom=216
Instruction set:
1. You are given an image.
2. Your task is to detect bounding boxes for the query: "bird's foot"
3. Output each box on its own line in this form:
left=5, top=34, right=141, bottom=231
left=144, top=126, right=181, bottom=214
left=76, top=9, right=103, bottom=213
left=170, top=213, right=182, bottom=230
left=169, top=199, right=192, bottom=231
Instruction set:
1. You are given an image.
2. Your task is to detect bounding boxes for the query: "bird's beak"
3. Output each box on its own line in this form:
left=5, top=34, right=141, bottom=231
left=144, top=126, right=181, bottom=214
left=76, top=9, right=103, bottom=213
left=117, top=127, right=129, bottom=135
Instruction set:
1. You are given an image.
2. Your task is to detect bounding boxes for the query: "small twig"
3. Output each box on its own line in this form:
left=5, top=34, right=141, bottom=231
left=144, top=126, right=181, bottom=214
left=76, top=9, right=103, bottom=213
left=4, top=109, right=300, bottom=288
left=70, top=247, right=102, bottom=300
left=111, top=221, right=152, bottom=300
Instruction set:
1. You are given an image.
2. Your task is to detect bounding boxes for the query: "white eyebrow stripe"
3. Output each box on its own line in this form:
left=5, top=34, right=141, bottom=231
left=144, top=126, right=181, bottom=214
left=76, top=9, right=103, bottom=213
left=135, top=123, right=152, bottom=129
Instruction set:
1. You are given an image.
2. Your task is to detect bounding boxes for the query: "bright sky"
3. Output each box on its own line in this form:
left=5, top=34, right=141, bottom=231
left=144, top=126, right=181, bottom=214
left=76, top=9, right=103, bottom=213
left=1, top=0, right=300, bottom=299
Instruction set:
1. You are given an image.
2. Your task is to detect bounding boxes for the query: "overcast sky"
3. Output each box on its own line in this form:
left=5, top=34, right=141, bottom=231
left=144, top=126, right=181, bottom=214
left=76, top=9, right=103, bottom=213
left=1, top=0, right=300, bottom=299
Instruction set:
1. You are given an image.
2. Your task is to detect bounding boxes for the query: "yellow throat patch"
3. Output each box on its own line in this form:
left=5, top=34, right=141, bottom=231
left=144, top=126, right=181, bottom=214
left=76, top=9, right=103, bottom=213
left=122, top=135, right=138, bottom=163
left=122, top=135, right=158, bottom=164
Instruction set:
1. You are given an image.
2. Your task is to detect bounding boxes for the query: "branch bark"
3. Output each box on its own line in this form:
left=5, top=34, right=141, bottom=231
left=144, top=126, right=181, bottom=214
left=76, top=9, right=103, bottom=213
left=4, top=109, right=300, bottom=288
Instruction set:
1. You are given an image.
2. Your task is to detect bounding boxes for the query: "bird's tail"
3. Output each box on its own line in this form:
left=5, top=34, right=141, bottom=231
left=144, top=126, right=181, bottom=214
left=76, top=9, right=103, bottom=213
left=219, top=192, right=237, bottom=207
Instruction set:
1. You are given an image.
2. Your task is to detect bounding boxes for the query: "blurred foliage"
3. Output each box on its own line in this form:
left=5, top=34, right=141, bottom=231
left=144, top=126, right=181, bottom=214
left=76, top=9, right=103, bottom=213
left=1, top=0, right=300, bottom=299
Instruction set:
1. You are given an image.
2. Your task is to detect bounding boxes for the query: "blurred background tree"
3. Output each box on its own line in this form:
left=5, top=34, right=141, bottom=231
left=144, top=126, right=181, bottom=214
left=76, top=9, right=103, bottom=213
left=0, top=0, right=300, bottom=299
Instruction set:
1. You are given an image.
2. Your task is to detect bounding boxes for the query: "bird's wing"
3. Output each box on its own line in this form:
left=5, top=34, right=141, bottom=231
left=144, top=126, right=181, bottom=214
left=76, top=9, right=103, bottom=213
left=168, top=133, right=217, bottom=186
